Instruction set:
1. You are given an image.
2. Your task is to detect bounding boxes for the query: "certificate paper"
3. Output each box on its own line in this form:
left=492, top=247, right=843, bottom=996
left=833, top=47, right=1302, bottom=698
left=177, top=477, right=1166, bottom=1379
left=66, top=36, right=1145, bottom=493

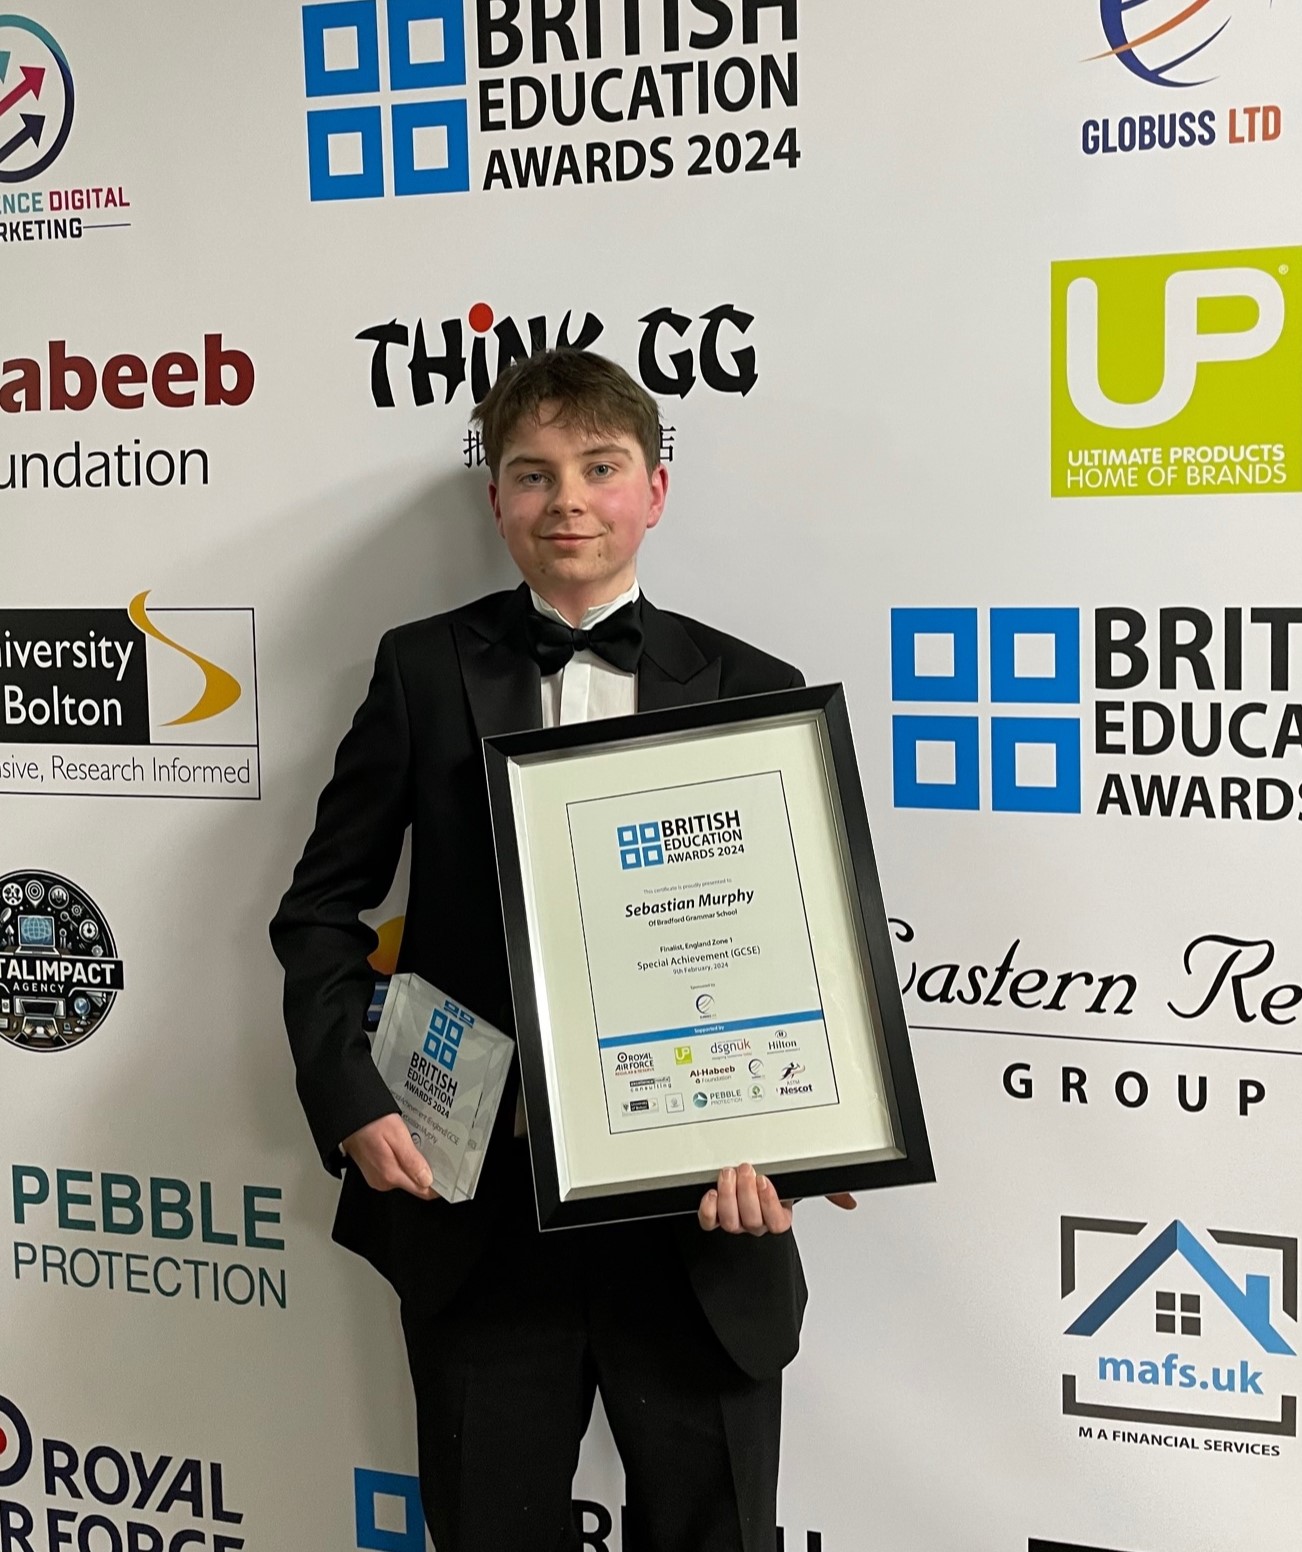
left=486, top=686, right=933, bottom=1226
left=567, top=771, right=840, bottom=1135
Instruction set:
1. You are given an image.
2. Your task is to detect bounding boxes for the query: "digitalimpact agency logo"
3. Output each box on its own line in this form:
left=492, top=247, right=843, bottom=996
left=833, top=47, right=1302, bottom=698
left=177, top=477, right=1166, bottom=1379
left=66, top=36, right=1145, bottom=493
left=1051, top=247, right=1302, bottom=497
left=890, top=608, right=1082, bottom=815
left=0, top=592, right=260, bottom=800
left=1061, top=1215, right=1298, bottom=1445
left=0, top=870, right=122, bottom=1051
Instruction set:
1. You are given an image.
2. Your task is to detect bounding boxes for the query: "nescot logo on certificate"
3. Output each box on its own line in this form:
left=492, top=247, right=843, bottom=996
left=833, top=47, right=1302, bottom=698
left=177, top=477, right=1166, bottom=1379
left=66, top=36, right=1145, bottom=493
left=567, top=771, right=841, bottom=1137
left=369, top=973, right=513, bottom=1201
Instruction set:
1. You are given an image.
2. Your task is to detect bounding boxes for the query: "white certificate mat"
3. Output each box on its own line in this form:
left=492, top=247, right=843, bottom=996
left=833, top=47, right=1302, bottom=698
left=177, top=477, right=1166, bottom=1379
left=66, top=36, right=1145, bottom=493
left=506, top=713, right=899, bottom=1201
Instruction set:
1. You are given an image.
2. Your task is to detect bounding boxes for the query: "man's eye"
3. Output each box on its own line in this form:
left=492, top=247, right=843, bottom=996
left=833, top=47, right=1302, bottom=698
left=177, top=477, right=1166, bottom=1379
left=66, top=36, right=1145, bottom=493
left=521, top=471, right=547, bottom=485
left=590, top=463, right=614, bottom=477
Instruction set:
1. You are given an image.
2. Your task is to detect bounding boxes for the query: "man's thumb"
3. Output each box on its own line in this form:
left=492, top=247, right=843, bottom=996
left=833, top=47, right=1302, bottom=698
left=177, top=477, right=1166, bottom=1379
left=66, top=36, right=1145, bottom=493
left=393, top=1128, right=435, bottom=1193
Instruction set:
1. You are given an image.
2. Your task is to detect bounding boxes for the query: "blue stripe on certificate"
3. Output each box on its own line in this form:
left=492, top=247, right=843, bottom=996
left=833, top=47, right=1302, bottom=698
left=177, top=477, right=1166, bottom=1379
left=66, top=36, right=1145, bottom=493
left=597, top=1009, right=824, bottom=1049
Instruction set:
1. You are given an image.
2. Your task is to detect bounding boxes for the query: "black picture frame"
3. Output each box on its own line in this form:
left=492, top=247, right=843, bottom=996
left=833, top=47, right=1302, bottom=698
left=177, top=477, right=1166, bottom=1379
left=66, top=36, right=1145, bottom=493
left=484, top=684, right=934, bottom=1228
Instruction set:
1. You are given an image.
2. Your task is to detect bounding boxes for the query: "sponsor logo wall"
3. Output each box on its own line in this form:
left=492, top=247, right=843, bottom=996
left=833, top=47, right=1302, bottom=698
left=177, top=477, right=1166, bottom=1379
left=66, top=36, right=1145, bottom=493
left=4, top=2, right=1299, bottom=1550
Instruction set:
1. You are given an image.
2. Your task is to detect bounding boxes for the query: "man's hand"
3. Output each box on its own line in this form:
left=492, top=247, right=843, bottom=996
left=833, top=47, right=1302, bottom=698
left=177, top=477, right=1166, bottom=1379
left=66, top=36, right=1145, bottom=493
left=697, top=1163, right=857, bottom=1235
left=341, top=1114, right=438, bottom=1200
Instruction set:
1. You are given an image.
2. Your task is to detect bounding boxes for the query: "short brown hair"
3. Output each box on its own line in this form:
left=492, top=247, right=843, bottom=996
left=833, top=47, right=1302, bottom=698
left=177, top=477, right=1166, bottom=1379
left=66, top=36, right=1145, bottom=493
left=471, top=349, right=660, bottom=478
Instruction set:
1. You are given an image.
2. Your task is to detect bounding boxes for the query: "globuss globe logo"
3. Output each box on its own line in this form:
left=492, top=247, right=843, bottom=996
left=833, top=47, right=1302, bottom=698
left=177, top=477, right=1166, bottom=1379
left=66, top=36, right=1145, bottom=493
left=0, top=16, right=75, bottom=183
left=0, top=870, right=123, bottom=1051
left=1092, top=0, right=1232, bottom=88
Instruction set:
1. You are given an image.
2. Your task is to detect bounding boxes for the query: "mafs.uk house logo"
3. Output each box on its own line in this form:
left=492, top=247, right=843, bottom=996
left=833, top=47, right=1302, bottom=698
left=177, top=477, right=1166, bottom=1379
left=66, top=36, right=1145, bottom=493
left=1051, top=246, right=1302, bottom=497
left=891, top=608, right=1081, bottom=814
left=303, top=0, right=470, bottom=200
left=1060, top=1215, right=1298, bottom=1450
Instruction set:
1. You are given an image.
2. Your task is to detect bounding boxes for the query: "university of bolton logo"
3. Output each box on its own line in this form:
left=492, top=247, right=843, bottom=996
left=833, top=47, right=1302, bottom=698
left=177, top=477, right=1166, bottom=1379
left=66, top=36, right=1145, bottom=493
left=302, top=0, right=470, bottom=201
left=1061, top=1215, right=1298, bottom=1437
left=890, top=608, right=1082, bottom=814
left=617, top=821, right=664, bottom=869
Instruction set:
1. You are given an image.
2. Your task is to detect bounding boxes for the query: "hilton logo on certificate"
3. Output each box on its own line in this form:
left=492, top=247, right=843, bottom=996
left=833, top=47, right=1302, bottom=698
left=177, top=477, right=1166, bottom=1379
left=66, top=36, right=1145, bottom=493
left=570, top=772, right=841, bottom=1137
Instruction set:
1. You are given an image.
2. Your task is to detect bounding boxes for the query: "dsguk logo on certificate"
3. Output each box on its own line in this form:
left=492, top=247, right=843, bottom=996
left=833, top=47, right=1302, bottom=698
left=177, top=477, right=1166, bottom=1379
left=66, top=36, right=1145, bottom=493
left=566, top=771, right=841, bottom=1137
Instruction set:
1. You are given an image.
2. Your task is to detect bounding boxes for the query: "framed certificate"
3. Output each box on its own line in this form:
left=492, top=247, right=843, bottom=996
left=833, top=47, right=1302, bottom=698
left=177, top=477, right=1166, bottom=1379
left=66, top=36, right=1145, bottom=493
left=484, top=685, right=933, bottom=1228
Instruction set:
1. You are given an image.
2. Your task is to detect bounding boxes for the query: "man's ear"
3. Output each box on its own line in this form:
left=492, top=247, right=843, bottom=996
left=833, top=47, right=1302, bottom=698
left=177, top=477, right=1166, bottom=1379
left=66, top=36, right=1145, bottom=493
left=646, top=462, right=669, bottom=529
left=488, top=478, right=504, bottom=536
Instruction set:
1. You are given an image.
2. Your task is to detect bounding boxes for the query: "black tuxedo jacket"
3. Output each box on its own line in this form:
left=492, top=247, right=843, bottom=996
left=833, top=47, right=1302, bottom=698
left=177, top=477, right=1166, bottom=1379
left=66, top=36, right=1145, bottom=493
left=270, top=585, right=809, bottom=1379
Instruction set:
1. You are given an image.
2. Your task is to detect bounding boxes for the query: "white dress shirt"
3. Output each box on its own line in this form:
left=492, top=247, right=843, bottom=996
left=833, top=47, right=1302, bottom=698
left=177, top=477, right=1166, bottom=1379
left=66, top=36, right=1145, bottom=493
left=515, top=580, right=640, bottom=1135
left=530, top=579, right=640, bottom=728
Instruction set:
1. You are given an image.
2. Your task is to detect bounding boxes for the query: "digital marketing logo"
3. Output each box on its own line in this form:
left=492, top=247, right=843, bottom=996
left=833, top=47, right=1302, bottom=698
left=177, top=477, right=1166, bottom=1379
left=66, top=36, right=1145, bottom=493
left=0, top=16, right=72, bottom=182
left=1051, top=247, right=1302, bottom=496
left=303, top=0, right=470, bottom=201
left=0, top=15, right=136, bottom=245
left=0, top=870, right=121, bottom=1050
left=422, top=996, right=473, bottom=1071
left=0, top=592, right=260, bottom=799
left=302, top=0, right=802, bottom=200
left=618, top=820, right=665, bottom=871
left=891, top=608, right=1082, bottom=814
left=1061, top=1215, right=1298, bottom=1442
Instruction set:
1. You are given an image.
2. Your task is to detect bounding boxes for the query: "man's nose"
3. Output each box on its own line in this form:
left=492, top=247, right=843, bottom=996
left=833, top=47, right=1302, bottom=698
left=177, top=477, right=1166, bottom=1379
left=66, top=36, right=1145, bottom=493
left=549, top=470, right=585, bottom=512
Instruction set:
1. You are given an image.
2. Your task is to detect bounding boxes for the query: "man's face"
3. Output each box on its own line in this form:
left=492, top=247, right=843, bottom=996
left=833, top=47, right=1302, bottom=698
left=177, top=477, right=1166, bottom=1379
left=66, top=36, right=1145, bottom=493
left=489, top=406, right=667, bottom=614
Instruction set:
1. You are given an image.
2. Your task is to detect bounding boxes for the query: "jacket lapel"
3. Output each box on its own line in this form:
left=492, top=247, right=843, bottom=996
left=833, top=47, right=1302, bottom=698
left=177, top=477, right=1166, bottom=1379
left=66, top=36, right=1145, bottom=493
left=452, top=585, right=543, bottom=741
left=638, top=596, right=721, bottom=712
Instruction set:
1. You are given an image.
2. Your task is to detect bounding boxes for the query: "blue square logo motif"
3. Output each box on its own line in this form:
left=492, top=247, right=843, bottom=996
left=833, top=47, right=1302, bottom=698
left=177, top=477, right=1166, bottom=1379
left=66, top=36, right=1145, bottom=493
left=890, top=607, right=1082, bottom=814
left=354, top=1468, right=425, bottom=1552
left=302, top=0, right=471, bottom=201
left=618, top=820, right=664, bottom=868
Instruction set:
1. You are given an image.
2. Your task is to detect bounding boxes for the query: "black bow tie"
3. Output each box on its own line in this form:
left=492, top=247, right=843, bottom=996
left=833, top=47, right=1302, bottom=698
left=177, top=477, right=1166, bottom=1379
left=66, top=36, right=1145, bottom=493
left=522, top=598, right=644, bottom=676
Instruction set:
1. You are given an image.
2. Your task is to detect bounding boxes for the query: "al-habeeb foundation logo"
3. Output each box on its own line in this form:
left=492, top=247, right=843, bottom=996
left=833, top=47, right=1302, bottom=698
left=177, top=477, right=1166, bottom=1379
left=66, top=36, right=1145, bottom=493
left=1077, top=0, right=1284, bottom=157
left=1051, top=246, right=1302, bottom=497
left=0, top=1393, right=247, bottom=1551
left=890, top=603, right=1302, bottom=820
left=1061, top=1215, right=1297, bottom=1450
left=0, top=591, right=260, bottom=799
left=0, top=14, right=136, bottom=246
left=301, top=0, right=801, bottom=201
left=0, top=870, right=121, bottom=1050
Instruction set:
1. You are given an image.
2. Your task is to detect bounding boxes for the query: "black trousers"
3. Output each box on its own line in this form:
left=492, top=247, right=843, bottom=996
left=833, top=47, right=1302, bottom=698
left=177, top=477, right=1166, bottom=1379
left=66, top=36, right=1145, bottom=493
left=400, top=1150, right=783, bottom=1552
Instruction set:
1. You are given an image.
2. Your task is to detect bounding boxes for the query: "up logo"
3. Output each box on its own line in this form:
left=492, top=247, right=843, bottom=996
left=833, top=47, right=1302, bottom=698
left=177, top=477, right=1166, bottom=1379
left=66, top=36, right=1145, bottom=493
left=1051, top=247, right=1302, bottom=497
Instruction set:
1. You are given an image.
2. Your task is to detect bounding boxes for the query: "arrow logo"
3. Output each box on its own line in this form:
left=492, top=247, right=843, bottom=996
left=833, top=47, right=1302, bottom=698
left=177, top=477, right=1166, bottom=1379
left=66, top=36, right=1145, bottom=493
left=0, top=112, right=43, bottom=166
left=0, top=64, right=44, bottom=119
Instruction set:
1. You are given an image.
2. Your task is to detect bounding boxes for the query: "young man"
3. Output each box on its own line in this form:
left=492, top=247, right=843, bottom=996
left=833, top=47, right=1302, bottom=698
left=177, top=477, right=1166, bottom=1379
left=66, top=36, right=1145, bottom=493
left=270, top=350, right=851, bottom=1552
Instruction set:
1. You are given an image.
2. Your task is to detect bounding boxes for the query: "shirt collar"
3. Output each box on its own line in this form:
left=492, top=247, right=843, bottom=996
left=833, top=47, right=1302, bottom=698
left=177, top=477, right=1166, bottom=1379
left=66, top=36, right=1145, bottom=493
left=529, top=578, right=640, bottom=632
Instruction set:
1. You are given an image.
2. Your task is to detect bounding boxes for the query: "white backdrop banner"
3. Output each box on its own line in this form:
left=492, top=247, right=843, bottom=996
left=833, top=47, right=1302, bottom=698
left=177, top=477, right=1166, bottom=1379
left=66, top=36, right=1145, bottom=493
left=2, top=3, right=1299, bottom=1550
